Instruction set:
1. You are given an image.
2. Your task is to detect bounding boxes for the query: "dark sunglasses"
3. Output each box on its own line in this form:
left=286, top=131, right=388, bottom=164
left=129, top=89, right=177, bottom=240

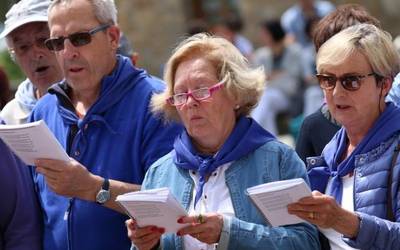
left=316, top=73, right=376, bottom=91
left=45, top=24, right=110, bottom=51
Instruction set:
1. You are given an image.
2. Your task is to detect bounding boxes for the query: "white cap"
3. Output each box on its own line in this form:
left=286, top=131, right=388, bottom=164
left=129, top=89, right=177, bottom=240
left=0, top=0, right=51, bottom=38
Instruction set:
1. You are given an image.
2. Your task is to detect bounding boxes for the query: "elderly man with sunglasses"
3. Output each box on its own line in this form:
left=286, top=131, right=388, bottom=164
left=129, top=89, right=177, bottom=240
left=0, top=0, right=63, bottom=124
left=29, top=0, right=181, bottom=249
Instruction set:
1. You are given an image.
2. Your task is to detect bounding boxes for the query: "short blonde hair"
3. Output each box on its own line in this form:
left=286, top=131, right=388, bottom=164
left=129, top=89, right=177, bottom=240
left=151, top=33, right=265, bottom=122
left=317, top=24, right=400, bottom=79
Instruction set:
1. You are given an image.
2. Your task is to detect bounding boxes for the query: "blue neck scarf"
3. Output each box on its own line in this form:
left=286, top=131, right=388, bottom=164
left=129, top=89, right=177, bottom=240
left=308, top=103, right=400, bottom=203
left=173, top=116, right=275, bottom=208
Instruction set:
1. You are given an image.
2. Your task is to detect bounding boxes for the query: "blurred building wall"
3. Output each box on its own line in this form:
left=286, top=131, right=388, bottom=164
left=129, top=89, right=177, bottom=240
left=116, top=0, right=400, bottom=77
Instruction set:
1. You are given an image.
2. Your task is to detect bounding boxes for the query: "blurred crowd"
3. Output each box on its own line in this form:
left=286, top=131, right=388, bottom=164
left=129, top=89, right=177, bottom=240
left=1, top=0, right=400, bottom=250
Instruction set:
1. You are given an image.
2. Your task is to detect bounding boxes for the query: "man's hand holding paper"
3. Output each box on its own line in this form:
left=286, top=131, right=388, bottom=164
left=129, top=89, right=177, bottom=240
left=35, top=158, right=102, bottom=200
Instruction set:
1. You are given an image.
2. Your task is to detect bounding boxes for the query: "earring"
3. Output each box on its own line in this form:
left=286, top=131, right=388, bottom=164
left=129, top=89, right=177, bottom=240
left=234, top=104, right=240, bottom=110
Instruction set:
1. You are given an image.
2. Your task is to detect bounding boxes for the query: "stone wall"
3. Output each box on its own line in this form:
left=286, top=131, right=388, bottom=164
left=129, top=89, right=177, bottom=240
left=116, top=0, right=400, bottom=77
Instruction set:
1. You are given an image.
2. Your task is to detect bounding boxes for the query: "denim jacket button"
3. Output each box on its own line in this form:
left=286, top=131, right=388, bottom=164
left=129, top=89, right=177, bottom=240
left=309, top=158, right=316, bottom=165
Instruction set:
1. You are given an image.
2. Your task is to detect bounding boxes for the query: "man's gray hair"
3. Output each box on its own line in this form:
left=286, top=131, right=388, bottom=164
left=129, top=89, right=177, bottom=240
left=49, top=0, right=117, bottom=25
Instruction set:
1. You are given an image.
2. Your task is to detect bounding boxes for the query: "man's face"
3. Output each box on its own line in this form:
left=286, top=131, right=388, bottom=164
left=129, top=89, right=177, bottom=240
left=8, top=22, right=63, bottom=90
left=48, top=0, right=119, bottom=94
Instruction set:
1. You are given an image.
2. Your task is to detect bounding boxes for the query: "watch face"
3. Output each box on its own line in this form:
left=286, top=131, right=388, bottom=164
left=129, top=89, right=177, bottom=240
left=96, top=190, right=111, bottom=204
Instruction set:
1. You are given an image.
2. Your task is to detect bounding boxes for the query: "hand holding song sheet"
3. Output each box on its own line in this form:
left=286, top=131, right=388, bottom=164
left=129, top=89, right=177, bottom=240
left=116, top=187, right=188, bottom=233
left=0, top=120, right=69, bottom=165
left=247, top=178, right=311, bottom=226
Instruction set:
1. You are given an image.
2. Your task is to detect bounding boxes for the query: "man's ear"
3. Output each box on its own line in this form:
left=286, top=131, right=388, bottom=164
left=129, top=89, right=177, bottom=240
left=107, top=25, right=120, bottom=51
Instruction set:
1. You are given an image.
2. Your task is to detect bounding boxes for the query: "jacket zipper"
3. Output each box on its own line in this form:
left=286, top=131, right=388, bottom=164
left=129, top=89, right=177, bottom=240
left=65, top=198, right=74, bottom=250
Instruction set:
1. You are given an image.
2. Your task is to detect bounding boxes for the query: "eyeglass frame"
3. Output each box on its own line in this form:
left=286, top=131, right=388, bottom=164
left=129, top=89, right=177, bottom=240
left=9, top=33, right=49, bottom=57
left=316, top=72, right=377, bottom=91
left=167, top=81, right=225, bottom=106
left=44, top=24, right=111, bottom=51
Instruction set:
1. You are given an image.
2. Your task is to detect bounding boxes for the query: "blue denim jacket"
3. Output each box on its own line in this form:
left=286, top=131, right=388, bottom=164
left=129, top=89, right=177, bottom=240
left=307, top=134, right=400, bottom=249
left=137, top=140, right=320, bottom=250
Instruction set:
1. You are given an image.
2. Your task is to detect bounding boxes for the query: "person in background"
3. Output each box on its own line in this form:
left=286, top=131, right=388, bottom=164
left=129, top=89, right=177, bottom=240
left=0, top=0, right=63, bottom=124
left=31, top=0, right=181, bottom=249
left=210, top=15, right=254, bottom=59
left=0, top=67, right=11, bottom=110
left=301, top=17, right=323, bottom=117
left=126, top=33, right=319, bottom=250
left=289, top=23, right=400, bottom=250
left=186, top=19, right=209, bottom=36
left=0, top=120, right=42, bottom=250
left=281, top=0, right=335, bottom=47
left=251, top=19, right=303, bottom=135
left=118, top=32, right=139, bottom=66
left=384, top=36, right=400, bottom=105
left=295, top=4, right=381, bottom=163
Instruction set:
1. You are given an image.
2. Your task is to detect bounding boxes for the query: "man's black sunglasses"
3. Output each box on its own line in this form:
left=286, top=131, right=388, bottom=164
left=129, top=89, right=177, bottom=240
left=316, top=73, right=377, bottom=91
left=45, top=24, right=111, bottom=51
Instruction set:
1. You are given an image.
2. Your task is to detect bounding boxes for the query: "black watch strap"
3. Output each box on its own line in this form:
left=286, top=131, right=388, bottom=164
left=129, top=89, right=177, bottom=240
left=102, top=178, right=110, bottom=191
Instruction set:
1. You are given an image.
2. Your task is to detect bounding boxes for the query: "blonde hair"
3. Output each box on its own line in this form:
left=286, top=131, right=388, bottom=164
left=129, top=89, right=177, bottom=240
left=151, top=33, right=265, bottom=122
left=317, top=24, right=400, bottom=79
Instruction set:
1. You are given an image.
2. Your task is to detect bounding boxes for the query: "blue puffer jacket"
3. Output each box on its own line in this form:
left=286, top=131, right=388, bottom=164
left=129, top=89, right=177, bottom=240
left=308, top=134, right=400, bottom=249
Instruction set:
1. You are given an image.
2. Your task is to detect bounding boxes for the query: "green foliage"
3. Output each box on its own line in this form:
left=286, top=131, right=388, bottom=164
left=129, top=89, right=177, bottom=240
left=0, top=49, right=24, bottom=88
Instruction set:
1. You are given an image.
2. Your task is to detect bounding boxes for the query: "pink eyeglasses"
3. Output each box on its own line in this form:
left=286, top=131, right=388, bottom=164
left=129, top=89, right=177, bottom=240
left=167, top=81, right=224, bottom=106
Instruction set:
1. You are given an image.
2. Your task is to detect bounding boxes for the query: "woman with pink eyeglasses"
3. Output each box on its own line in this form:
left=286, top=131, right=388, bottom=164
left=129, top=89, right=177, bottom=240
left=125, top=33, right=319, bottom=250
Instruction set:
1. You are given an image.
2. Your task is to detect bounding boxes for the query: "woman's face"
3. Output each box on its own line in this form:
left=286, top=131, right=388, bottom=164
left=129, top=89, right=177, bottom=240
left=173, top=57, right=237, bottom=152
left=321, top=51, right=387, bottom=132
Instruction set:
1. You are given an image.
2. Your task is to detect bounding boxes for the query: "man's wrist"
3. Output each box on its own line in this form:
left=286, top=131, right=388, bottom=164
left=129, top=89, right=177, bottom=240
left=85, top=174, right=103, bottom=201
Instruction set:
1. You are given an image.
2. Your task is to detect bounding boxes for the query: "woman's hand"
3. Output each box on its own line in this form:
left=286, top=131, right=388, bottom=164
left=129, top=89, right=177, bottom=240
left=126, top=219, right=164, bottom=250
left=287, top=191, right=360, bottom=238
left=177, top=212, right=223, bottom=244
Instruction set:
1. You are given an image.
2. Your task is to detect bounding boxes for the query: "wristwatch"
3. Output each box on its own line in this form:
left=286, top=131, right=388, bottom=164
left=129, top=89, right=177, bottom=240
left=96, top=178, right=110, bottom=204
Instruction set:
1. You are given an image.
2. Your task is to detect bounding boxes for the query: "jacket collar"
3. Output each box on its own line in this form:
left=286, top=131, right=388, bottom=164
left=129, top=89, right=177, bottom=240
left=48, top=55, right=146, bottom=126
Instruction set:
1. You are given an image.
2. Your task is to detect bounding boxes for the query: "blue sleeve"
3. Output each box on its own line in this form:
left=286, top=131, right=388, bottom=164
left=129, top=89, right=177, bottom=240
left=218, top=144, right=320, bottom=249
left=386, top=73, right=400, bottom=106
left=280, top=10, right=294, bottom=34
left=0, top=140, right=42, bottom=250
left=343, top=212, right=400, bottom=249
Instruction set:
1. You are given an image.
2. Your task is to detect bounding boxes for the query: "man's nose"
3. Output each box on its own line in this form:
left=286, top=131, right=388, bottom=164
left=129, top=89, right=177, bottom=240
left=60, top=39, right=79, bottom=59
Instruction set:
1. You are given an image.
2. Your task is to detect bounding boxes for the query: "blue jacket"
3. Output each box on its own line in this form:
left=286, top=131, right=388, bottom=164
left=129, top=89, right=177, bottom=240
left=0, top=137, right=42, bottom=250
left=307, top=134, right=400, bottom=249
left=30, top=56, right=182, bottom=250
left=139, top=140, right=320, bottom=250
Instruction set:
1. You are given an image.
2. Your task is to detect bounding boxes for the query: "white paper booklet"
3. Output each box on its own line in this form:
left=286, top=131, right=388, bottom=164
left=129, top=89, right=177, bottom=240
left=246, top=178, right=311, bottom=227
left=116, top=187, right=188, bottom=233
left=0, top=120, right=69, bottom=165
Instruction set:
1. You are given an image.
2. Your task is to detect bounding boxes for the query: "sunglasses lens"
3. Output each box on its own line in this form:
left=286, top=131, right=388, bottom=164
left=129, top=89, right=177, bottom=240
left=342, top=76, right=360, bottom=91
left=317, top=75, right=336, bottom=89
left=70, top=32, right=92, bottom=47
left=45, top=38, right=65, bottom=51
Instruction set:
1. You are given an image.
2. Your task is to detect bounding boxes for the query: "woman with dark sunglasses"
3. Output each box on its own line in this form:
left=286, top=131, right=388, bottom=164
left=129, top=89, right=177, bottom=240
left=288, top=24, right=400, bottom=250
left=125, top=33, right=320, bottom=250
